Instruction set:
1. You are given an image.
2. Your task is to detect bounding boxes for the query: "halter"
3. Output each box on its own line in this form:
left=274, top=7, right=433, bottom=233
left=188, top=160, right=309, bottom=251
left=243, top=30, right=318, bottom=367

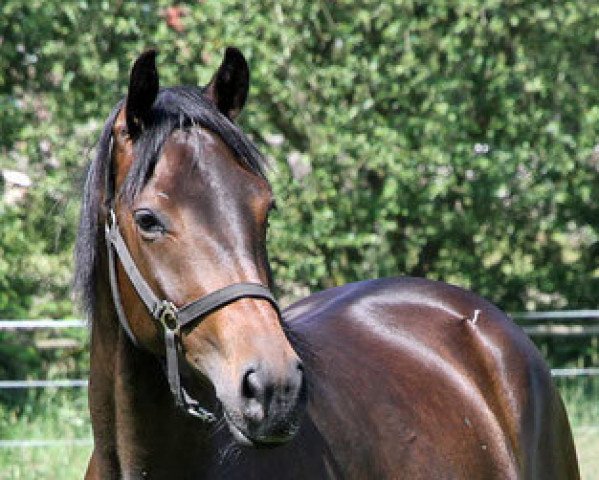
left=104, top=209, right=280, bottom=422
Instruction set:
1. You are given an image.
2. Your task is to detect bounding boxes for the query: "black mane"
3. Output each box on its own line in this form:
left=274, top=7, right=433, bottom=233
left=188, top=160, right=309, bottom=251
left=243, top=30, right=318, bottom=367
left=74, top=86, right=267, bottom=316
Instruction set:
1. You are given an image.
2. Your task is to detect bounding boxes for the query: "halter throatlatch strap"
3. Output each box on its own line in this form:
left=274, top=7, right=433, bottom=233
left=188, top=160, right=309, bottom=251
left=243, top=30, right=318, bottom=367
left=104, top=209, right=280, bottom=422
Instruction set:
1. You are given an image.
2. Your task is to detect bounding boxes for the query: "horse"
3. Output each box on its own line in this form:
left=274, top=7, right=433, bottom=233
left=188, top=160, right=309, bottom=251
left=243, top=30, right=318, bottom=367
left=75, top=48, right=579, bottom=479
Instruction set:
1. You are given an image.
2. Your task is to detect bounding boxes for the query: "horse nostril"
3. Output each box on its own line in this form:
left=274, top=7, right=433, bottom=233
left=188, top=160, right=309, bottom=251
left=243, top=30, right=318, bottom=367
left=242, top=368, right=263, bottom=400
left=281, top=359, right=305, bottom=396
left=242, top=368, right=267, bottom=424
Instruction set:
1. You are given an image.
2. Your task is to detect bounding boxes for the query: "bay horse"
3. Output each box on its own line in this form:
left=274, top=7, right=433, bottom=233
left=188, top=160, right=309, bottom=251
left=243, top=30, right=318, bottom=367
left=75, top=48, right=579, bottom=479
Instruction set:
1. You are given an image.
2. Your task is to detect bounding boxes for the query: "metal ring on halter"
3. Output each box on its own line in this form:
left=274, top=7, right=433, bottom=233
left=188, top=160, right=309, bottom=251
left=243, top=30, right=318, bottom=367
left=155, top=300, right=179, bottom=331
left=108, top=208, right=116, bottom=229
left=105, top=209, right=116, bottom=237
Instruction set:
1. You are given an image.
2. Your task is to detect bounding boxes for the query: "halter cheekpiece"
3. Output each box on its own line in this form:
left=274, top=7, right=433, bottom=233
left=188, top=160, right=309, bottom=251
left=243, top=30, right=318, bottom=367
left=104, top=208, right=280, bottom=422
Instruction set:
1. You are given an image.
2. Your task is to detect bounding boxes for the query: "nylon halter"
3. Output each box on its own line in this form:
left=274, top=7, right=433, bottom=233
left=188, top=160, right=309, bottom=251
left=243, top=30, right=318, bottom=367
left=104, top=209, right=280, bottom=422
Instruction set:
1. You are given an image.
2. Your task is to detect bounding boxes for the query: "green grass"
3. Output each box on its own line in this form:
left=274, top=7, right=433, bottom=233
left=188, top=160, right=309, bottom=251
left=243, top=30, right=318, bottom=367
left=574, top=426, right=599, bottom=480
left=556, top=376, right=599, bottom=480
left=0, top=380, right=597, bottom=479
left=0, top=390, right=91, bottom=479
left=556, top=377, right=599, bottom=427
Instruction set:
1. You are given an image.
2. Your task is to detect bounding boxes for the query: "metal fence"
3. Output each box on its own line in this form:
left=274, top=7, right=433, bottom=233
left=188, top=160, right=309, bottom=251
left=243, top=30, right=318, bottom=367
left=1, top=311, right=598, bottom=449
left=2, top=311, right=597, bottom=385
left=512, top=310, right=599, bottom=377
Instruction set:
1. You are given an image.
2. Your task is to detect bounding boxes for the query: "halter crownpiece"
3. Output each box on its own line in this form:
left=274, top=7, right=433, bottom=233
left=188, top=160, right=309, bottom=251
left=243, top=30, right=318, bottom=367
left=104, top=209, right=281, bottom=422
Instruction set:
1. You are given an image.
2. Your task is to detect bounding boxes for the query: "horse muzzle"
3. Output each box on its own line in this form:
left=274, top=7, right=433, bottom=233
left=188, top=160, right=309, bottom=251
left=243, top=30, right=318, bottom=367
left=222, top=359, right=306, bottom=447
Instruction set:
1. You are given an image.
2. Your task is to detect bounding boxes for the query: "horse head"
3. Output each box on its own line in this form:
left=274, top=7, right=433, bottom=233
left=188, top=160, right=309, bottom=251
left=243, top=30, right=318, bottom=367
left=90, top=48, right=305, bottom=447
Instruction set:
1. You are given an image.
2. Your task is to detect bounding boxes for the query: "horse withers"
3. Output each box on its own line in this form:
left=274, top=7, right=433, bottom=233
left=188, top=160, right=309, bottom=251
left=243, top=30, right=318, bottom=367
left=76, top=48, right=579, bottom=479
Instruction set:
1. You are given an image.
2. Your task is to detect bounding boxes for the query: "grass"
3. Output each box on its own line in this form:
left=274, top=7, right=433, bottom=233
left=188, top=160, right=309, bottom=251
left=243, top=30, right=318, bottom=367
left=0, top=390, right=91, bottom=479
left=556, top=376, right=599, bottom=480
left=574, top=427, right=599, bottom=480
left=0, top=379, right=597, bottom=479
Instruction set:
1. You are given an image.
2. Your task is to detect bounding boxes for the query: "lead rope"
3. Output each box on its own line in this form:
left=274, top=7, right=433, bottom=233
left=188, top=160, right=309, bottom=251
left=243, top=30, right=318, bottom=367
left=104, top=209, right=279, bottom=423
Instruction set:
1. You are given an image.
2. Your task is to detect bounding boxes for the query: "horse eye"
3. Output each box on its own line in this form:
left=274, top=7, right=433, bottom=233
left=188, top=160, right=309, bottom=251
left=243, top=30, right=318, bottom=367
left=134, top=209, right=165, bottom=236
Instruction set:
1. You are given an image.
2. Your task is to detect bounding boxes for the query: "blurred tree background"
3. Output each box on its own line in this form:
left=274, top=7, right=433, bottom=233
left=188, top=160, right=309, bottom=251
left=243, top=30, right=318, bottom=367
left=1, top=0, right=598, bottom=380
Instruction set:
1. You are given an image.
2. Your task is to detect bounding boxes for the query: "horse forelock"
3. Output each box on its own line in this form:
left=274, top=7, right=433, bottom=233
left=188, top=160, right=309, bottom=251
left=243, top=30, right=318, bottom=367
left=121, top=86, right=267, bottom=203
left=73, top=86, right=268, bottom=318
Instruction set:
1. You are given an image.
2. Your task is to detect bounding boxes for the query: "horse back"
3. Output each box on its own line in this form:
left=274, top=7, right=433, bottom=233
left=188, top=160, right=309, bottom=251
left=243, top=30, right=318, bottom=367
left=283, top=277, right=579, bottom=479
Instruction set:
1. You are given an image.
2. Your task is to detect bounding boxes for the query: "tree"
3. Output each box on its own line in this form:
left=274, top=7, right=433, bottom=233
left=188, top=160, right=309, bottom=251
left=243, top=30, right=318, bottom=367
left=1, top=1, right=598, bottom=372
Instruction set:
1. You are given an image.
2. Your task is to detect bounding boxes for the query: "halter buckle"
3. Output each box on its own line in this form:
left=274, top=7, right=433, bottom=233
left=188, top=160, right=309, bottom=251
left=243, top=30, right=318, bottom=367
left=105, top=209, right=117, bottom=237
left=155, top=300, right=179, bottom=331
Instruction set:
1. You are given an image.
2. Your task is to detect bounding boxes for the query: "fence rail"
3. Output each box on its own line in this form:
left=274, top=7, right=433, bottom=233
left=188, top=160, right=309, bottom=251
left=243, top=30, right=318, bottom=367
left=0, top=313, right=597, bottom=381
left=0, top=379, right=88, bottom=389
left=0, top=439, right=93, bottom=449
left=2, top=369, right=598, bottom=389
left=511, top=310, right=599, bottom=321
left=1, top=311, right=598, bottom=326
left=551, top=367, right=599, bottom=377
left=521, top=324, right=599, bottom=336
left=2, top=311, right=598, bottom=327
left=0, top=319, right=86, bottom=329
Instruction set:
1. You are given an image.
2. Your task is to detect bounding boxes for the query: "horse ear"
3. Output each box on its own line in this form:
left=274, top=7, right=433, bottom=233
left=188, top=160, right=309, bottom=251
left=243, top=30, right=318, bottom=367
left=126, top=49, right=159, bottom=138
left=204, top=47, right=249, bottom=121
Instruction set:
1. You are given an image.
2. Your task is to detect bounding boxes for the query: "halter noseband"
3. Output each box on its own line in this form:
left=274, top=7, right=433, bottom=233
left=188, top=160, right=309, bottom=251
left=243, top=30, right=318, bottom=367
left=104, top=209, right=280, bottom=422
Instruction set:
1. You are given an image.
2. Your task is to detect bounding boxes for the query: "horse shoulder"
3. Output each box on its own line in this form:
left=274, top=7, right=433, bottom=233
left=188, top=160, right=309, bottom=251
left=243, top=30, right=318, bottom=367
left=283, top=277, right=578, bottom=479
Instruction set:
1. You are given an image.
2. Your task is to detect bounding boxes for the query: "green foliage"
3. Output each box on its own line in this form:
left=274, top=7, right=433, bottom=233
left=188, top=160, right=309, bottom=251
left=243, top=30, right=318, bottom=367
left=249, top=0, right=599, bottom=314
left=1, top=1, right=598, bottom=370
